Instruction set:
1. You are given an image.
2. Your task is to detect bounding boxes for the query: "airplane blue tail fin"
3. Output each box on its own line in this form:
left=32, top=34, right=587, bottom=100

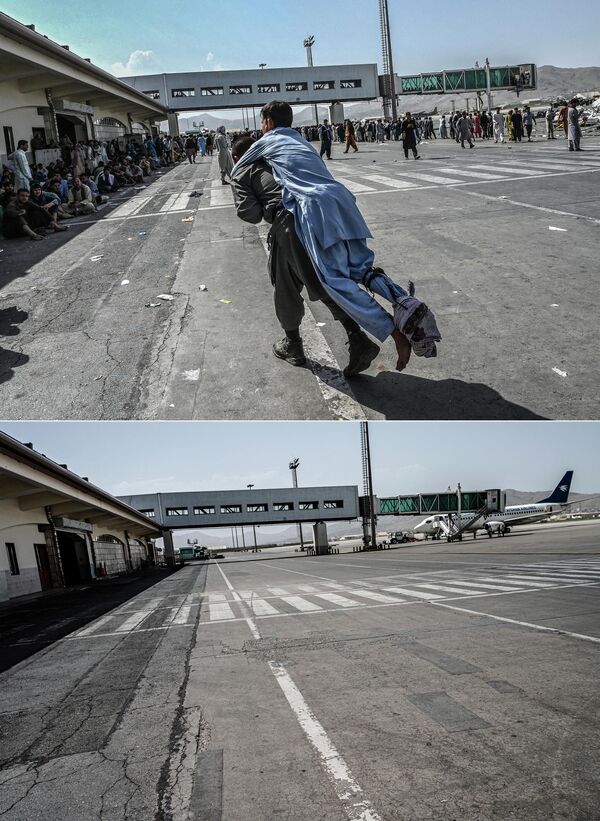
left=538, top=471, right=573, bottom=504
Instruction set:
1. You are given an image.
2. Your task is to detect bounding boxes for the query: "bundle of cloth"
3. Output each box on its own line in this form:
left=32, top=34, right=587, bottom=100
left=232, top=127, right=441, bottom=355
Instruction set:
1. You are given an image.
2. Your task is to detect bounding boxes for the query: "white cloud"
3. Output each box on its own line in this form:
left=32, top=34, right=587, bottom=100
left=206, top=51, right=214, bottom=62
left=110, top=50, right=159, bottom=77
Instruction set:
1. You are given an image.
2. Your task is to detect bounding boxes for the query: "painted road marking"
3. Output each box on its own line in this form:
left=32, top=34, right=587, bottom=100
left=214, top=561, right=382, bottom=821
left=475, top=576, right=555, bottom=588
left=413, top=583, right=481, bottom=595
left=360, top=174, right=417, bottom=189
left=382, top=587, right=442, bottom=600
left=210, top=185, right=234, bottom=206
left=296, top=584, right=320, bottom=593
left=75, top=613, right=116, bottom=637
left=349, top=589, right=404, bottom=603
left=268, top=587, right=291, bottom=596
left=173, top=605, right=193, bottom=625
left=115, top=610, right=150, bottom=633
left=208, top=592, right=228, bottom=602
left=208, top=602, right=235, bottom=620
left=335, top=176, right=376, bottom=193
left=505, top=574, right=592, bottom=584
left=387, top=169, right=463, bottom=185
left=159, top=193, right=180, bottom=212
left=112, top=195, right=153, bottom=217
left=443, top=580, right=525, bottom=592
left=250, top=597, right=279, bottom=616
left=437, top=166, right=506, bottom=180
left=281, top=596, right=323, bottom=612
left=313, top=592, right=363, bottom=608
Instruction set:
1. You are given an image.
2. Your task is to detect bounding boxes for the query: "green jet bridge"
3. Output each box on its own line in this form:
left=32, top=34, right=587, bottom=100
left=363, top=488, right=505, bottom=543
left=393, top=63, right=537, bottom=112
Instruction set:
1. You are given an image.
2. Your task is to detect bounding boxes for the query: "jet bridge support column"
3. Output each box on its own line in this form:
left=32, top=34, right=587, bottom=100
left=163, top=529, right=176, bottom=568
left=313, top=521, right=330, bottom=556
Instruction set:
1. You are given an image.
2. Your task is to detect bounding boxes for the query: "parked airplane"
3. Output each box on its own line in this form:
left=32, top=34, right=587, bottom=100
left=414, top=471, right=574, bottom=539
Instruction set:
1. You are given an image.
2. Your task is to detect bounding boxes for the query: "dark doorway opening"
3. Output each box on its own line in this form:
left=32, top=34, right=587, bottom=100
left=56, top=532, right=92, bottom=586
left=34, top=543, right=53, bottom=591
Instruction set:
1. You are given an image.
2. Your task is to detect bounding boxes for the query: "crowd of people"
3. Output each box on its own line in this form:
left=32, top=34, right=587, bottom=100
left=1, top=133, right=185, bottom=241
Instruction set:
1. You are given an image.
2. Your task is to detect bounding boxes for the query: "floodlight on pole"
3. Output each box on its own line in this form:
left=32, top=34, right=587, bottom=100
left=259, top=63, right=267, bottom=69
left=379, top=0, right=397, bottom=120
left=248, top=484, right=258, bottom=550
left=303, top=35, right=319, bottom=126
left=289, top=458, right=305, bottom=551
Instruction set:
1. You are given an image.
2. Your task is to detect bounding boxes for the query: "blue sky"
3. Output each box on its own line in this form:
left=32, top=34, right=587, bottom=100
left=2, top=0, right=599, bottom=78
left=1, top=422, right=598, bottom=497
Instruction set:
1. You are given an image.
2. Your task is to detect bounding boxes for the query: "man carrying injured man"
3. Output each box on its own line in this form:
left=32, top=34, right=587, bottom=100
left=230, top=101, right=441, bottom=376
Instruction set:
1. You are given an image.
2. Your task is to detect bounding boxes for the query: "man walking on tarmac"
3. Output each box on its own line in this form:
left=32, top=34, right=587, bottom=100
left=229, top=101, right=441, bottom=376
left=319, top=119, right=333, bottom=160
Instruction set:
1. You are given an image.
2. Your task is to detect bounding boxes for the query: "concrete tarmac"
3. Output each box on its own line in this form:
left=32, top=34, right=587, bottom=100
left=1, top=521, right=598, bottom=820
left=1, top=135, right=599, bottom=420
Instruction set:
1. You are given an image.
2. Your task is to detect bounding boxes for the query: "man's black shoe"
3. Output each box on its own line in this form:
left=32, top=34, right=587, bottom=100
left=343, top=330, right=380, bottom=377
left=273, top=337, right=306, bottom=367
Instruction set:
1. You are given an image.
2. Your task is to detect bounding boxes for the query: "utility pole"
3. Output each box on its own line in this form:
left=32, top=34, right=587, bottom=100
left=379, top=0, right=397, bottom=120
left=247, top=484, right=258, bottom=551
left=304, top=35, right=319, bottom=126
left=360, top=422, right=377, bottom=551
left=289, top=458, right=305, bottom=551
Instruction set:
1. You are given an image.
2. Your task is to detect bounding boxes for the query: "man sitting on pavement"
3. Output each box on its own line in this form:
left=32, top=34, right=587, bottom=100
left=230, top=101, right=441, bottom=375
left=2, top=188, right=68, bottom=241
left=97, top=165, right=119, bottom=194
left=67, top=177, right=96, bottom=216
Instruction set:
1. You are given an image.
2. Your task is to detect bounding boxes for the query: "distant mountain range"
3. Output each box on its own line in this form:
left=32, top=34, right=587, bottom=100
left=171, top=65, right=600, bottom=131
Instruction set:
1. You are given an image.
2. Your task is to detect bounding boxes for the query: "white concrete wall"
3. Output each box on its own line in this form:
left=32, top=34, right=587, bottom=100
left=0, top=499, right=48, bottom=601
left=92, top=527, right=149, bottom=577
left=0, top=80, right=48, bottom=166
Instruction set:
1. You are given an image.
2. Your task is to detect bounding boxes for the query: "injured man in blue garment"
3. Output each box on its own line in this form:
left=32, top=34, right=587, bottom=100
left=230, top=100, right=441, bottom=376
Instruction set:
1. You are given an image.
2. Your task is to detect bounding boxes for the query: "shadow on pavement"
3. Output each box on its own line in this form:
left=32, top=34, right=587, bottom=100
left=316, top=364, right=546, bottom=420
left=0, top=565, right=180, bottom=673
left=0, top=305, right=29, bottom=384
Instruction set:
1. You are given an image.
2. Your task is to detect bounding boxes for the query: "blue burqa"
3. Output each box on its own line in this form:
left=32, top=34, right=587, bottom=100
left=231, top=127, right=408, bottom=341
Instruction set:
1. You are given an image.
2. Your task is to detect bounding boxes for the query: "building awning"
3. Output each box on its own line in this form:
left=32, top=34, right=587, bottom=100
left=0, top=432, right=163, bottom=539
left=0, top=12, right=169, bottom=124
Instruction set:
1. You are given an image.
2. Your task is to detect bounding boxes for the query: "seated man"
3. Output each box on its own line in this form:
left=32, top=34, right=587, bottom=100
left=48, top=175, right=69, bottom=202
left=230, top=102, right=441, bottom=374
left=80, top=173, right=106, bottom=205
left=97, top=166, right=119, bottom=194
left=29, top=182, right=62, bottom=219
left=2, top=188, right=68, bottom=240
left=66, top=177, right=96, bottom=216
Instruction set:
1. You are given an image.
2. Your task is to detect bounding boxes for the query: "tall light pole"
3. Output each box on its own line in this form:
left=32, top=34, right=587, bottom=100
left=379, top=0, right=397, bottom=120
left=289, top=458, right=305, bottom=551
left=304, top=35, right=319, bottom=126
left=247, top=484, right=258, bottom=551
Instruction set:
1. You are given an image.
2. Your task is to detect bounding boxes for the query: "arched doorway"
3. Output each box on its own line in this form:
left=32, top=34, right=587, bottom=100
left=56, top=531, right=92, bottom=586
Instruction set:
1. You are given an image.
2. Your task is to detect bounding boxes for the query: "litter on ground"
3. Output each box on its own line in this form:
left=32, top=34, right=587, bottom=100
left=145, top=302, right=161, bottom=308
left=138, top=231, right=147, bottom=236
left=552, top=367, right=568, bottom=377
left=219, top=299, right=231, bottom=304
left=121, top=279, right=130, bottom=285
left=549, top=226, right=567, bottom=232
left=156, top=293, right=174, bottom=301
left=90, top=255, right=103, bottom=261
left=181, top=216, right=194, bottom=222
left=199, top=284, right=207, bottom=291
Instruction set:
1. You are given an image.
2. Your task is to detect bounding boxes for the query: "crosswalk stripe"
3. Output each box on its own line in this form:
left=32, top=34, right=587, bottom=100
left=280, top=596, right=323, bottom=612
left=336, top=176, right=376, bottom=193
left=497, top=160, right=589, bottom=172
left=75, top=613, right=116, bottom=637
left=348, top=589, right=404, bottom=603
left=162, top=607, right=180, bottom=625
left=476, top=576, right=555, bottom=588
left=210, top=186, right=233, bottom=206
left=159, top=193, right=180, bottom=212
left=268, top=587, right=291, bottom=596
left=382, top=586, right=442, bottom=600
left=387, top=169, right=463, bottom=185
left=250, top=598, right=280, bottom=616
left=445, top=580, right=524, bottom=591
left=173, top=605, right=192, bottom=625
left=208, top=592, right=228, bottom=602
left=116, top=610, right=150, bottom=632
left=505, top=574, right=590, bottom=584
left=468, top=164, right=535, bottom=176
left=144, top=597, right=164, bottom=610
left=113, top=195, right=153, bottom=217
left=209, top=602, right=235, bottom=620
left=313, top=592, right=362, bottom=607
left=437, top=167, right=506, bottom=180
left=297, top=584, right=319, bottom=593
left=360, top=174, right=417, bottom=189
left=172, top=192, right=191, bottom=210
left=414, top=583, right=480, bottom=595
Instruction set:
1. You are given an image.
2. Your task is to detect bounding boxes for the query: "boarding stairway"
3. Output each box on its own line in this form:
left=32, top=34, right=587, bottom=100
left=433, top=504, right=490, bottom=542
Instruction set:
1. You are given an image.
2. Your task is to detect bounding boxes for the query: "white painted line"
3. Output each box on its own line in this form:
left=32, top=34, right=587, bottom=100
left=172, top=192, right=191, bottom=211
left=382, top=587, right=442, bottom=600
left=505, top=574, right=591, bottom=584
left=144, top=597, right=164, bottom=610
left=112, top=195, right=153, bottom=217
left=75, top=613, right=116, bottom=637
left=173, top=605, right=192, bottom=625
left=476, top=576, right=555, bottom=588
left=160, top=193, right=180, bottom=212
left=280, top=596, right=323, bottom=612
left=213, top=561, right=382, bottom=821
left=443, top=580, right=524, bottom=592
left=68, top=208, right=194, bottom=225
left=162, top=607, right=181, bottom=625
left=349, top=589, right=404, bottom=603
left=250, top=597, right=279, bottom=616
left=413, top=583, right=480, bottom=595
left=208, top=592, right=228, bottom=602
left=502, top=160, right=596, bottom=171
left=210, top=186, right=234, bottom=206
left=116, top=610, right=151, bottom=633
left=313, top=592, right=362, bottom=608
left=336, top=176, right=376, bottom=193
left=360, top=174, right=417, bottom=189
left=208, top=602, right=235, bottom=620
left=296, top=584, right=320, bottom=593
left=433, top=601, right=600, bottom=645
left=257, top=232, right=366, bottom=421
left=267, top=587, right=291, bottom=596
left=455, top=185, right=600, bottom=225
left=388, top=169, right=463, bottom=185
left=438, top=166, right=506, bottom=180
left=467, top=164, right=535, bottom=176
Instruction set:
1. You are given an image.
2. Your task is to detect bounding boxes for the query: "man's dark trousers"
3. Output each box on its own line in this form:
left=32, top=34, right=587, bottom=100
left=319, top=139, right=332, bottom=159
left=267, top=209, right=360, bottom=335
